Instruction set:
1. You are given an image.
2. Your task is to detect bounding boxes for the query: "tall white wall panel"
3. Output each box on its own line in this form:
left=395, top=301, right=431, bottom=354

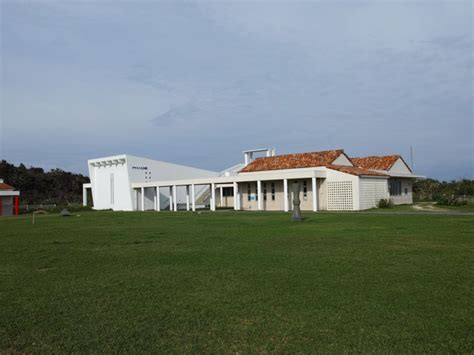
left=359, top=178, right=390, bottom=210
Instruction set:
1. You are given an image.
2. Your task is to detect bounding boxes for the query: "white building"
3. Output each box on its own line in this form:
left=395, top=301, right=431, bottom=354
left=83, top=154, right=217, bottom=211
left=84, top=149, right=422, bottom=212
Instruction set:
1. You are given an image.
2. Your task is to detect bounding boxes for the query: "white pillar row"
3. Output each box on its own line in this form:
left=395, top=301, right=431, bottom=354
left=141, top=187, right=145, bottom=212
left=257, top=180, right=262, bottom=210
left=211, top=183, right=216, bottom=211
left=312, top=177, right=318, bottom=212
left=220, top=187, right=224, bottom=208
left=173, top=185, right=178, bottom=212
left=191, top=184, right=196, bottom=212
left=186, top=185, right=190, bottom=211
left=83, top=186, right=88, bottom=206
left=283, top=179, right=289, bottom=212
left=233, top=182, right=238, bottom=210
left=169, top=187, right=173, bottom=211
left=155, top=187, right=160, bottom=211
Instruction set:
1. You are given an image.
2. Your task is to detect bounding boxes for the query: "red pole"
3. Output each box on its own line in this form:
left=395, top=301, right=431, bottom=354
left=14, top=196, right=19, bottom=215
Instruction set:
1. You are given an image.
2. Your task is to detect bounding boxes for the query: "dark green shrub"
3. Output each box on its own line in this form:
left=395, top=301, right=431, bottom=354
left=435, top=195, right=467, bottom=206
left=378, top=199, right=392, bottom=208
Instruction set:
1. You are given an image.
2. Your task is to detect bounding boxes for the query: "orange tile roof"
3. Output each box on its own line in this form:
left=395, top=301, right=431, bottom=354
left=327, top=165, right=388, bottom=177
left=0, top=182, right=15, bottom=190
left=240, top=149, right=347, bottom=173
left=352, top=155, right=411, bottom=172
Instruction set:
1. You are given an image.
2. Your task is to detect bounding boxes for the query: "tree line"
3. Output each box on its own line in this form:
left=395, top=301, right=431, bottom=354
left=413, top=178, right=474, bottom=197
left=0, top=160, right=90, bottom=205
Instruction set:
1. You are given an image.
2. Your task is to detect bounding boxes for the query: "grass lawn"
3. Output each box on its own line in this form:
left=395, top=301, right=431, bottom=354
left=1, top=211, right=473, bottom=353
left=439, top=204, right=474, bottom=212
left=365, top=202, right=474, bottom=213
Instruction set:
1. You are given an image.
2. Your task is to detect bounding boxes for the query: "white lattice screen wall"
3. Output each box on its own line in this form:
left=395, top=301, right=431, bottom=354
left=360, top=180, right=388, bottom=209
left=327, top=181, right=354, bottom=210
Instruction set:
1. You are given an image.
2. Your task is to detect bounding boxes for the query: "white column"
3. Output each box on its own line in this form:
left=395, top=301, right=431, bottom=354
left=83, top=186, right=87, bottom=206
left=141, top=187, right=145, bottom=212
left=169, top=187, right=173, bottom=211
left=186, top=185, right=190, bottom=211
left=283, top=179, right=289, bottom=212
left=156, top=187, right=160, bottom=211
left=312, top=177, right=318, bottom=212
left=211, top=183, right=216, bottom=211
left=135, top=189, right=139, bottom=211
left=173, top=185, right=177, bottom=211
left=191, top=184, right=196, bottom=212
left=237, top=183, right=241, bottom=210
left=233, top=182, right=238, bottom=210
left=220, top=186, right=224, bottom=208
left=257, top=180, right=262, bottom=210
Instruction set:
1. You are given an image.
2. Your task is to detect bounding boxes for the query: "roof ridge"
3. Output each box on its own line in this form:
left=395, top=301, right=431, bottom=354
left=253, top=149, right=344, bottom=161
left=352, top=154, right=400, bottom=159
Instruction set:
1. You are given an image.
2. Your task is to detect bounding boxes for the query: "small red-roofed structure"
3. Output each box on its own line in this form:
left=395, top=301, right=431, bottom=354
left=0, top=179, right=20, bottom=216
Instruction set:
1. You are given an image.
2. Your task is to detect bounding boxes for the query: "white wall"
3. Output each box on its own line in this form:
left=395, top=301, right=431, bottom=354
left=325, top=169, right=360, bottom=211
left=88, top=159, right=131, bottom=211
left=359, top=178, right=390, bottom=210
left=390, top=178, right=413, bottom=205
left=332, top=154, right=353, bottom=166
left=389, top=158, right=412, bottom=175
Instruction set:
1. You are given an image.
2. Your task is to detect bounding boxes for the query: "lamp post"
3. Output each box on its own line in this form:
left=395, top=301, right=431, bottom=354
left=292, top=181, right=302, bottom=221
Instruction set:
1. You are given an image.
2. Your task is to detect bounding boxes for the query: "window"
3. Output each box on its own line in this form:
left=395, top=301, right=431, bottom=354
left=247, top=183, right=251, bottom=201
left=271, top=182, right=275, bottom=201
left=223, top=187, right=234, bottom=197
left=389, top=179, right=402, bottom=196
left=263, top=183, right=267, bottom=201
left=255, top=183, right=258, bottom=201
left=303, top=180, right=308, bottom=200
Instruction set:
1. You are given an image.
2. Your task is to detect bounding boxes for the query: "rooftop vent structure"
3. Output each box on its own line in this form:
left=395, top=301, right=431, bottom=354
left=243, top=148, right=276, bottom=166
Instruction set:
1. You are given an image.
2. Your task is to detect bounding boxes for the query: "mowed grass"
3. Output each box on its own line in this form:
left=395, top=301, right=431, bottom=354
left=1, top=211, right=473, bottom=353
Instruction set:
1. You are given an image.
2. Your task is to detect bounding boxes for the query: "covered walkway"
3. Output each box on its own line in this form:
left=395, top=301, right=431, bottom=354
left=131, top=168, right=327, bottom=213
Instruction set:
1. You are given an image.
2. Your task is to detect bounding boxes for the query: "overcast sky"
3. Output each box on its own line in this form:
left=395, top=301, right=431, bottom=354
left=1, top=1, right=472, bottom=180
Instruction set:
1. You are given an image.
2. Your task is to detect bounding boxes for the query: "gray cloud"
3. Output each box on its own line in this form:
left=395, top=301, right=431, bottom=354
left=1, top=1, right=472, bottom=180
